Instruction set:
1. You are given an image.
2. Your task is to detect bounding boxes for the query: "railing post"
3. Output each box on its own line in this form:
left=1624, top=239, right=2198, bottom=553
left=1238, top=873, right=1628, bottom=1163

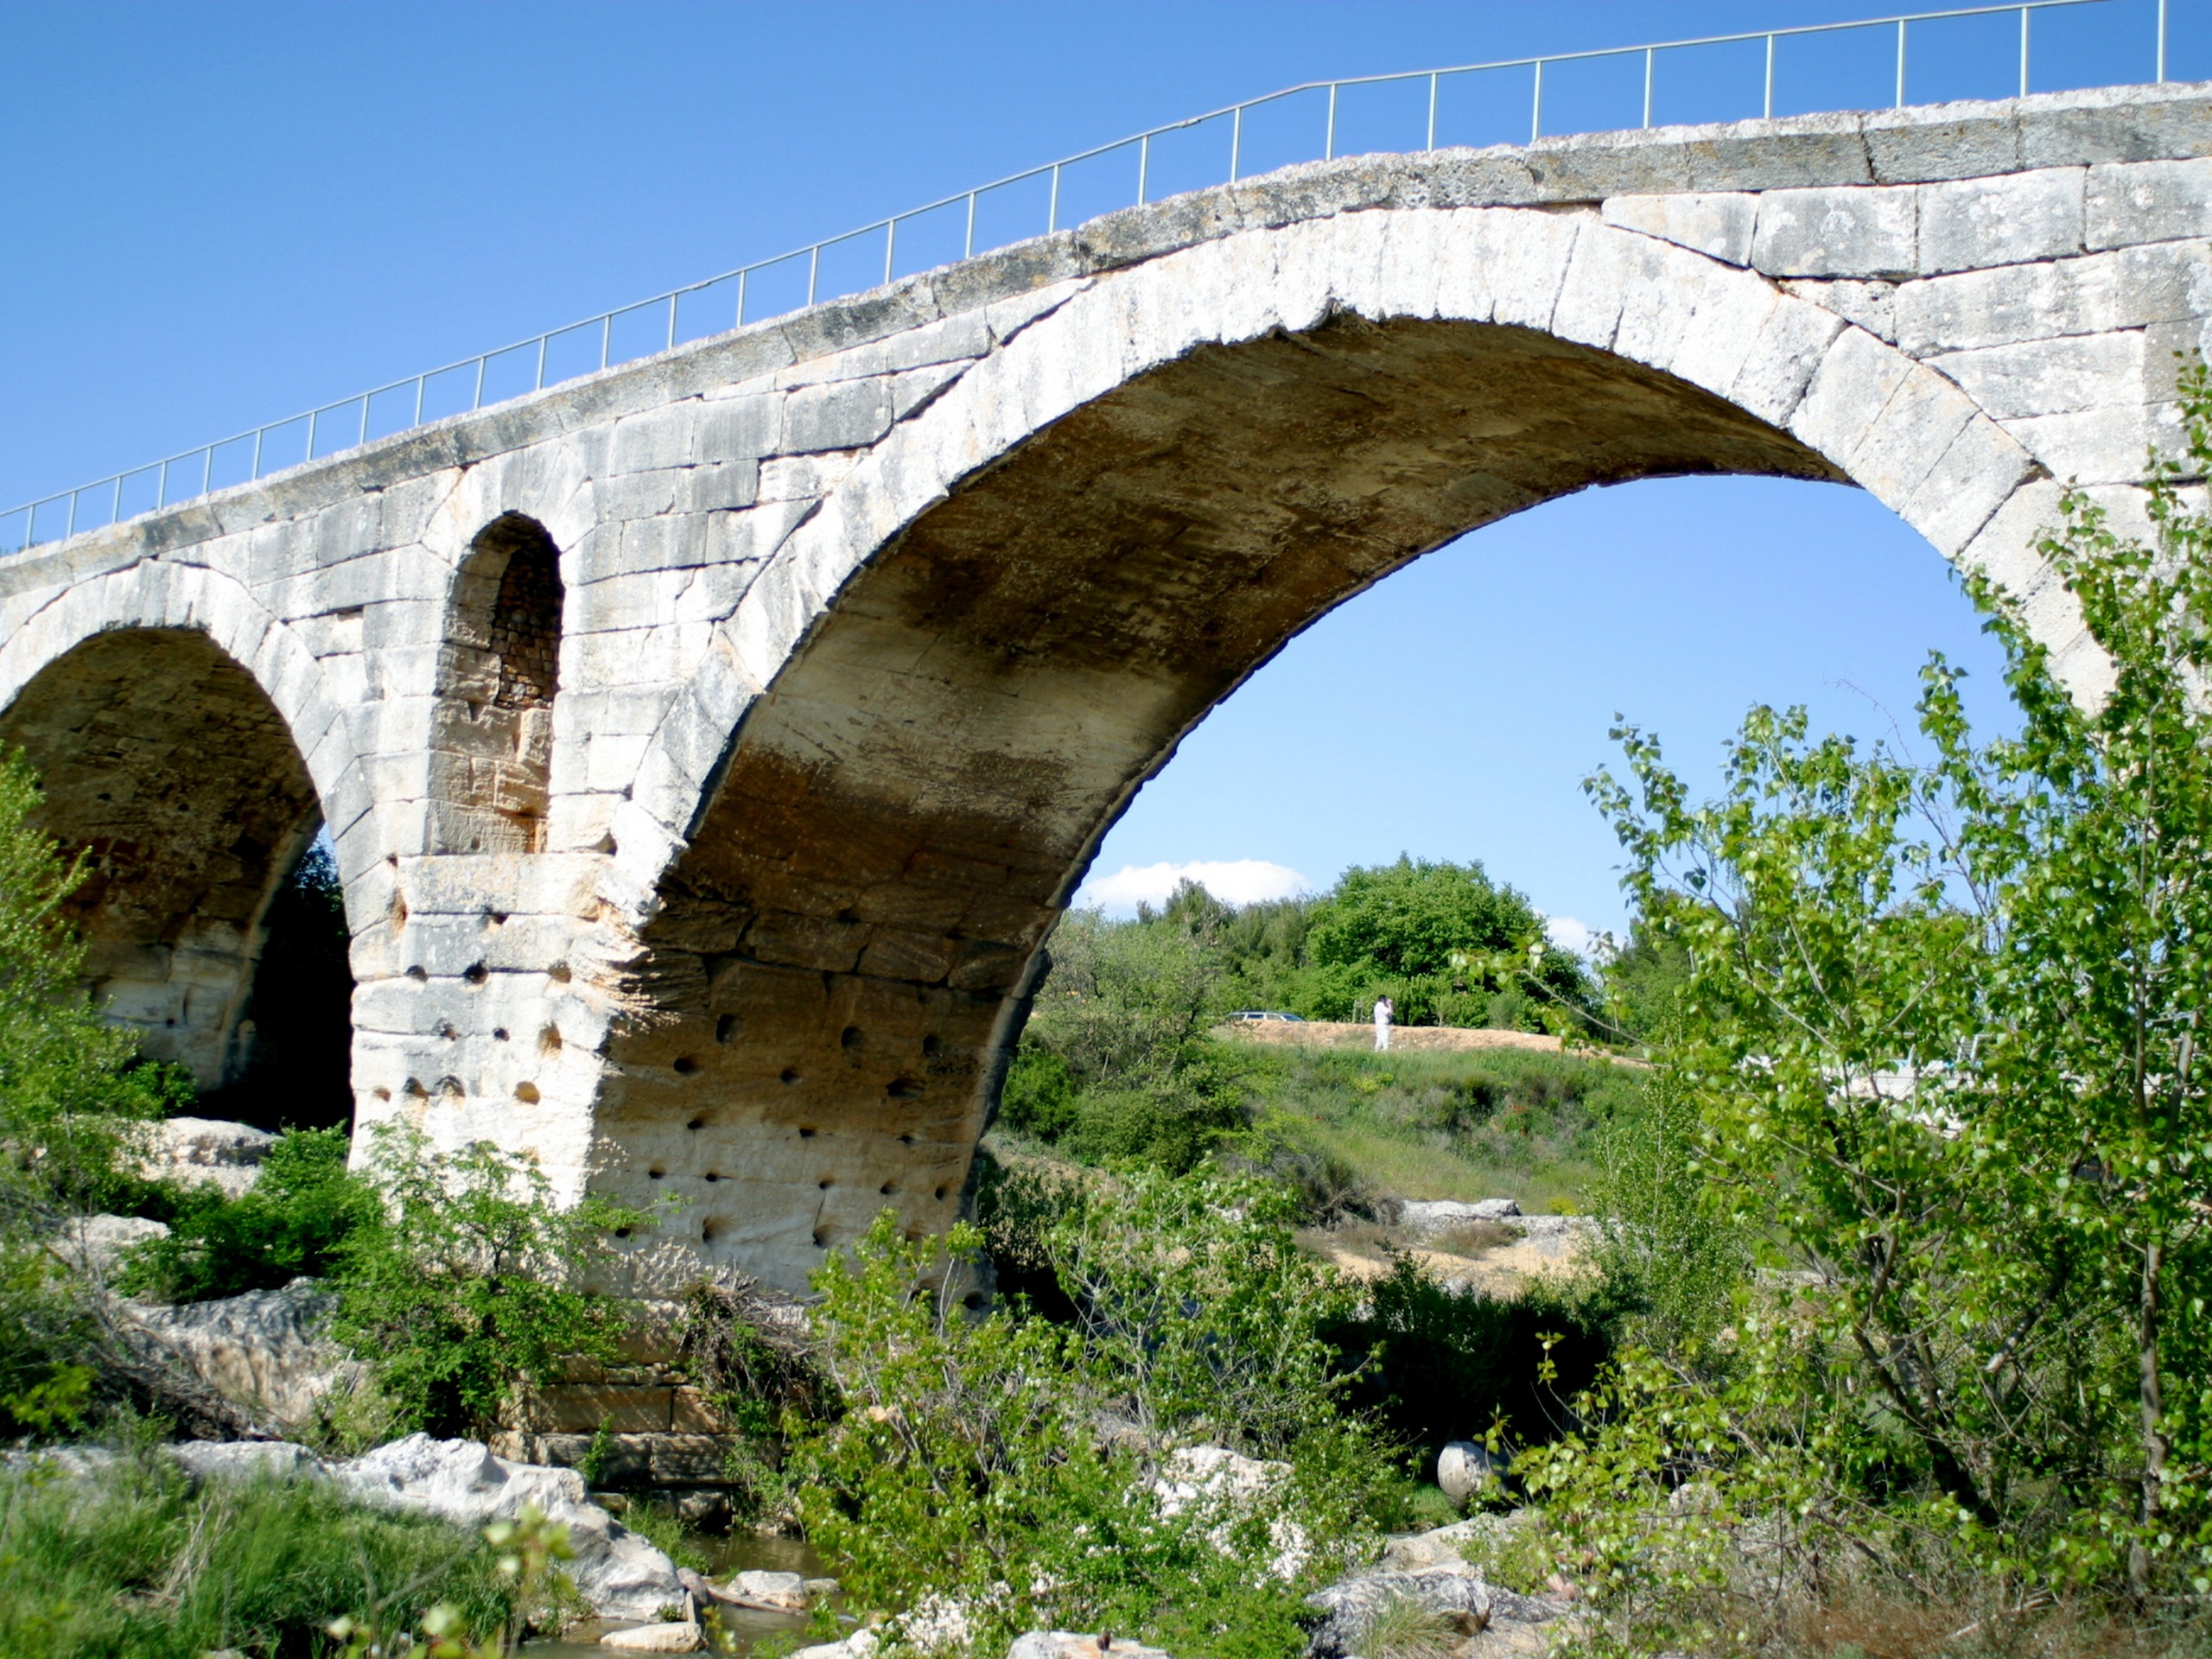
left=884, top=218, right=897, bottom=284
left=252, top=427, right=265, bottom=480
left=600, top=314, right=612, bottom=370
left=473, top=355, right=487, bottom=410
left=358, top=395, right=370, bottom=447
left=1427, top=73, right=1439, bottom=149
left=536, top=334, right=549, bottom=391
left=1048, top=163, right=1061, bottom=232
left=1764, top=34, right=1776, bottom=118
left=737, top=267, right=750, bottom=327
left=1896, top=17, right=1908, bottom=107
left=2158, top=0, right=2169, bottom=80
left=667, top=294, right=678, bottom=350
left=1230, top=105, right=1243, bottom=181
left=964, top=192, right=977, bottom=258
left=156, top=460, right=168, bottom=511
left=1137, top=133, right=1149, bottom=205
left=808, top=244, right=821, bottom=305
left=307, top=408, right=320, bottom=461
left=110, top=477, right=122, bottom=524
left=1531, top=57, right=1543, bottom=143
left=201, top=447, right=213, bottom=497
left=1643, top=48, right=1654, bottom=127
left=1325, top=81, right=1338, bottom=160
left=2020, top=7, right=2031, bottom=97
left=414, top=375, right=426, bottom=425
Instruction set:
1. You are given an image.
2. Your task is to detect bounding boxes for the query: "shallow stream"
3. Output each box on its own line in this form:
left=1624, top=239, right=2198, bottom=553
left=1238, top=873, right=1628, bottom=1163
left=525, top=1534, right=830, bottom=1657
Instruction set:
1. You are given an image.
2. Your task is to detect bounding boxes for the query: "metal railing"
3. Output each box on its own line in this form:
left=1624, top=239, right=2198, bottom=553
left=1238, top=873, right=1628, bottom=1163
left=0, top=0, right=2173, bottom=555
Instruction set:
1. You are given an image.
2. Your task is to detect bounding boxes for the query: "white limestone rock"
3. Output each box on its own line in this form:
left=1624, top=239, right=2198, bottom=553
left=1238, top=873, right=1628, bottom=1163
left=1395, top=1198, right=1520, bottom=1238
left=122, top=1276, right=360, bottom=1438
left=714, top=1568, right=809, bottom=1611
left=52, top=1213, right=169, bottom=1278
left=1435, top=1441, right=1506, bottom=1507
left=1007, top=1634, right=1173, bottom=1659
left=168, top=1440, right=320, bottom=1484
left=601, top=1616, right=704, bottom=1651
left=332, top=1434, right=683, bottom=1623
left=141, top=1117, right=275, bottom=1199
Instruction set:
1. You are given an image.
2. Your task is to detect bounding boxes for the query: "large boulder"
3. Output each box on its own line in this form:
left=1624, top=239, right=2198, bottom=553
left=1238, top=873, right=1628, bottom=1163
left=333, top=1434, right=684, bottom=1623
left=140, top=1117, right=274, bottom=1199
left=1435, top=1441, right=1505, bottom=1507
left=1395, top=1199, right=1520, bottom=1238
left=121, top=1276, right=361, bottom=1439
left=51, top=1214, right=169, bottom=1278
left=1305, top=1567, right=1564, bottom=1659
left=1007, top=1635, right=1173, bottom=1659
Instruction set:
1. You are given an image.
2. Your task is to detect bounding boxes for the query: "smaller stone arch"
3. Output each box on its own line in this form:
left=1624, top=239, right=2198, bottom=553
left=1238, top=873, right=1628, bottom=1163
left=429, top=512, right=566, bottom=855
left=0, top=627, right=330, bottom=1090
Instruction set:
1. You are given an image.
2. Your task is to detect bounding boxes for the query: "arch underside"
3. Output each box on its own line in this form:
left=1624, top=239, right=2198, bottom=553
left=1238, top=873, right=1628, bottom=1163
left=0, top=628, right=323, bottom=1088
left=607, top=314, right=1843, bottom=1285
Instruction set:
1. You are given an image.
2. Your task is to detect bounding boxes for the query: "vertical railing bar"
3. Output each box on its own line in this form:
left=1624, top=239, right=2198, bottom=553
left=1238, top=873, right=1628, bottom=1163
left=252, top=427, right=265, bottom=480
left=1230, top=104, right=1243, bottom=181
left=1643, top=48, right=1655, bottom=127
left=1325, top=81, right=1338, bottom=160
left=1764, top=35, right=1777, bottom=118
left=472, top=355, right=487, bottom=410
left=667, top=294, right=678, bottom=351
left=156, top=460, right=168, bottom=511
left=1897, top=17, right=1908, bottom=106
left=2019, top=7, right=2031, bottom=95
left=357, top=396, right=369, bottom=448
left=110, top=477, right=121, bottom=524
left=885, top=218, right=898, bottom=285
left=1531, top=57, right=1544, bottom=143
left=1048, top=163, right=1061, bottom=232
left=536, top=334, right=549, bottom=391
left=809, top=244, right=821, bottom=304
left=737, top=267, right=749, bottom=327
left=2158, top=0, right=2168, bottom=79
left=600, top=315, right=612, bottom=370
left=1427, top=72, right=1439, bottom=149
left=414, top=375, right=426, bottom=426
left=1138, top=133, right=1149, bottom=205
left=201, top=446, right=213, bottom=497
left=306, top=409, right=319, bottom=462
left=964, top=192, right=977, bottom=258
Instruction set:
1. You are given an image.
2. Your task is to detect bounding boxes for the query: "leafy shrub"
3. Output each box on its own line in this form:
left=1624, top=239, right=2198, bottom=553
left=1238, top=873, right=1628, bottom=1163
left=1523, top=366, right=2212, bottom=1641
left=0, top=1454, right=514, bottom=1657
left=0, top=750, right=200, bottom=1434
left=116, top=1126, right=375, bottom=1303
left=1325, top=1255, right=1615, bottom=1473
left=798, top=1172, right=1397, bottom=1656
left=328, top=1122, right=645, bottom=1439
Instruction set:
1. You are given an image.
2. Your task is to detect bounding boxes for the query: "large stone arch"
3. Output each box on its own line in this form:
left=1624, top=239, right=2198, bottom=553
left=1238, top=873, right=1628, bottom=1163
left=598, top=205, right=2071, bottom=1289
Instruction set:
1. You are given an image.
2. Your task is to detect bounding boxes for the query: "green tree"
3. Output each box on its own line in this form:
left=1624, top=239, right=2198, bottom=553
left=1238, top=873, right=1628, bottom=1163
left=1304, top=857, right=1591, bottom=1027
left=1543, top=365, right=2212, bottom=1619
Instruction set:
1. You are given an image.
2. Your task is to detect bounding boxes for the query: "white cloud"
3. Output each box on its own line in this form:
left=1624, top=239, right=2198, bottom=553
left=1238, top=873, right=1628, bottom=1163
left=1077, top=859, right=1310, bottom=914
left=1542, top=913, right=1613, bottom=962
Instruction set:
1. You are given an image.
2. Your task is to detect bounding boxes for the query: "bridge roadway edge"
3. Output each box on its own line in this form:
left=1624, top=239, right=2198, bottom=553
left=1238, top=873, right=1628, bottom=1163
left=0, top=80, right=2203, bottom=1296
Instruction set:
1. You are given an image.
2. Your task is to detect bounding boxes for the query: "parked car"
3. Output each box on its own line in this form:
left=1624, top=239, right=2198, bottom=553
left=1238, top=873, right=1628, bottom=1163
left=1227, top=1010, right=1306, bottom=1022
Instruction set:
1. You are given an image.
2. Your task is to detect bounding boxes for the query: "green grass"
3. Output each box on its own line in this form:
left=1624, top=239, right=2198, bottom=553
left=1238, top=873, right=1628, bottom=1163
left=1238, top=1042, right=1646, bottom=1213
left=0, top=1453, right=512, bottom=1657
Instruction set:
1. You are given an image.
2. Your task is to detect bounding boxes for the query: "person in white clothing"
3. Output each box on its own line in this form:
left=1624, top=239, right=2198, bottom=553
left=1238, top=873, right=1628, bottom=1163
left=1372, top=995, right=1394, bottom=1052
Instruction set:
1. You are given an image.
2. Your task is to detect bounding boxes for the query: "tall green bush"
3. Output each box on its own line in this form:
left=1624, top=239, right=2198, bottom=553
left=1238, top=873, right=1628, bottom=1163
left=1522, top=365, right=2212, bottom=1642
left=328, top=1122, right=644, bottom=1439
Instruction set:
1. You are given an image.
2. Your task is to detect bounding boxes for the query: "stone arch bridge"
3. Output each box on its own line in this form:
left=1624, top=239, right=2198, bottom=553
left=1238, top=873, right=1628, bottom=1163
left=4, top=84, right=2209, bottom=1291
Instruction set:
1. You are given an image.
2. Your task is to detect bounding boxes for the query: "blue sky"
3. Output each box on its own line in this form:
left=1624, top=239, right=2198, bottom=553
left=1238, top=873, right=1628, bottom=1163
left=3, top=0, right=2202, bottom=939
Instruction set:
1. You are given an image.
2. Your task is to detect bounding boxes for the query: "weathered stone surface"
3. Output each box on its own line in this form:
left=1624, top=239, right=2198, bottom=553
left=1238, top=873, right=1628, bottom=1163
left=0, top=84, right=2202, bottom=1295
left=53, top=1213, right=169, bottom=1277
left=122, top=1277, right=361, bottom=1439
left=141, top=1117, right=275, bottom=1198
left=334, top=1434, right=684, bottom=1621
